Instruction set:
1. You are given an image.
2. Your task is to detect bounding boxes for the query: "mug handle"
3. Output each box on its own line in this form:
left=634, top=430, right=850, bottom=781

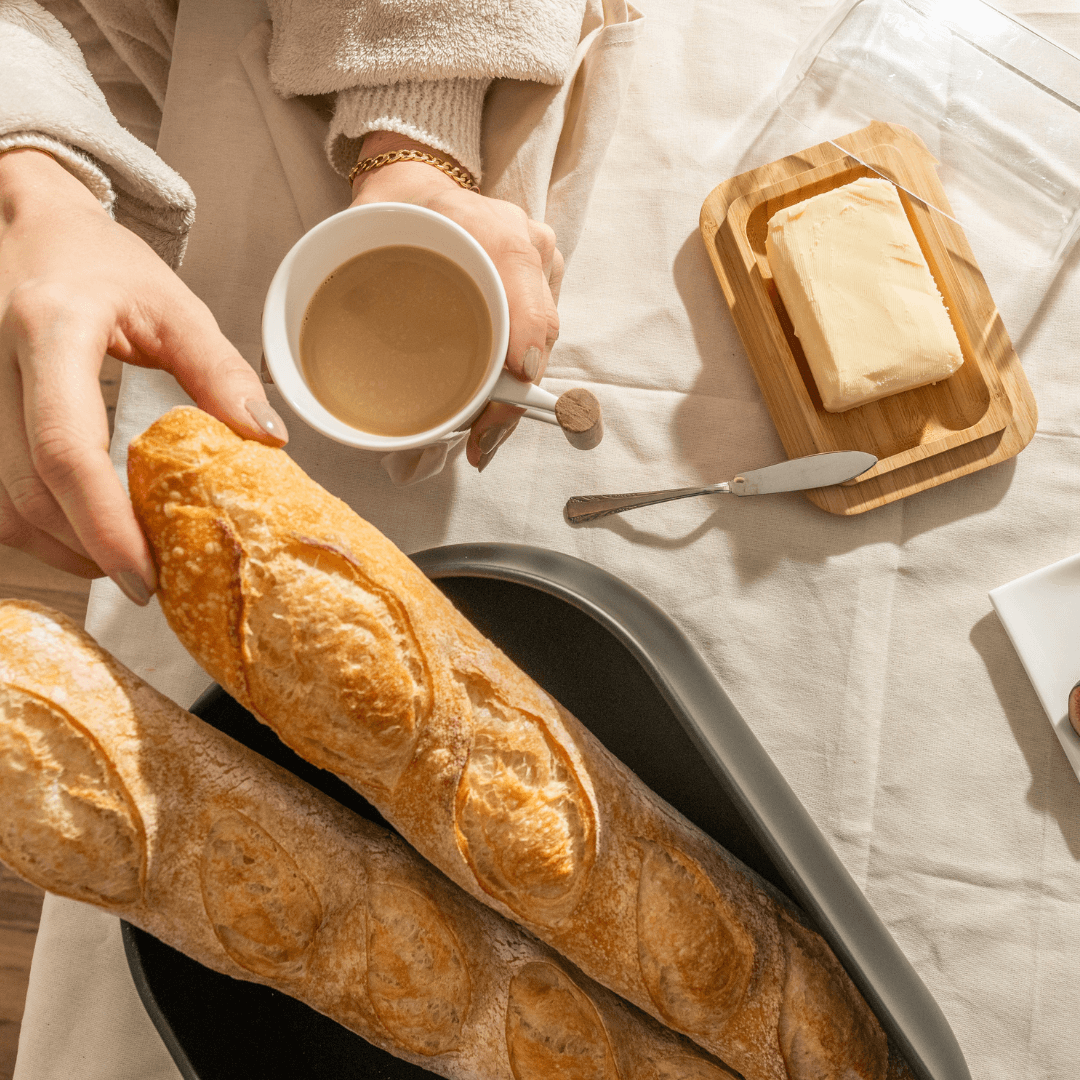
left=489, top=370, right=561, bottom=426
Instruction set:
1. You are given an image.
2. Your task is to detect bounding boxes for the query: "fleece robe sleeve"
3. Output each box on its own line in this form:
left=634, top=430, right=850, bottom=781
left=0, top=0, right=194, bottom=267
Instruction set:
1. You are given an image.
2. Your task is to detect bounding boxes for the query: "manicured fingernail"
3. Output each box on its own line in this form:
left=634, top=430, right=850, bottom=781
left=522, top=346, right=542, bottom=383
left=477, top=419, right=517, bottom=456
left=112, top=570, right=153, bottom=607
left=477, top=419, right=519, bottom=472
left=245, top=399, right=288, bottom=442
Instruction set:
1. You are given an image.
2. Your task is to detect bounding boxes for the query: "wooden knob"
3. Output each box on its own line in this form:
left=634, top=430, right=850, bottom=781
left=1070, top=681, right=1080, bottom=739
left=554, top=388, right=603, bottom=450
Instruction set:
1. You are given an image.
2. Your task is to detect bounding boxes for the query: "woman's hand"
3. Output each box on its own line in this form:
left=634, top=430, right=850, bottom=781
left=0, top=148, right=288, bottom=604
left=350, top=132, right=563, bottom=470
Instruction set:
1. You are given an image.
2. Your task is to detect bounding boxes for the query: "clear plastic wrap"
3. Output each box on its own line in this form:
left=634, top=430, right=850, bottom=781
left=777, top=0, right=1080, bottom=266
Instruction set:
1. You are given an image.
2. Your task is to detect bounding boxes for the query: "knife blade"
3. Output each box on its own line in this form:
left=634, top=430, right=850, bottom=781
left=729, top=450, right=878, bottom=496
left=564, top=450, right=878, bottom=523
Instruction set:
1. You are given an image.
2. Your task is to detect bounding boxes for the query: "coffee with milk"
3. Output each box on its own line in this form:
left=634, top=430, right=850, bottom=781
left=299, top=244, right=493, bottom=437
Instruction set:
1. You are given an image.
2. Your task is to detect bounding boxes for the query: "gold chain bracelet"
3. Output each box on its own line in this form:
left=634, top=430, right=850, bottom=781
left=348, top=149, right=479, bottom=192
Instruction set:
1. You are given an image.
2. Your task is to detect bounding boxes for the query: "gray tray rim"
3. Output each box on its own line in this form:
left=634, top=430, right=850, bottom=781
left=410, top=542, right=969, bottom=1080
left=121, top=541, right=970, bottom=1080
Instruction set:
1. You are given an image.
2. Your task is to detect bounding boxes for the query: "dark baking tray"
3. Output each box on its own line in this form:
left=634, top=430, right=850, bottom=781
left=123, top=542, right=969, bottom=1080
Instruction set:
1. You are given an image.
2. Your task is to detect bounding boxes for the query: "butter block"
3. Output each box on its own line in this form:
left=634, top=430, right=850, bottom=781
left=765, top=177, right=963, bottom=412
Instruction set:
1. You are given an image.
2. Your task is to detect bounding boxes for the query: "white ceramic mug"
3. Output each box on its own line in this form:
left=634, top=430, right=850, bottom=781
left=262, top=202, right=557, bottom=452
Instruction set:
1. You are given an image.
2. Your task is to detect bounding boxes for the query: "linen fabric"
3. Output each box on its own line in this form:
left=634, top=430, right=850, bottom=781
left=13, top=2, right=1080, bottom=1080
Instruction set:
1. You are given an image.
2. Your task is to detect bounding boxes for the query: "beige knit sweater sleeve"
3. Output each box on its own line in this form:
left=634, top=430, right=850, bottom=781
left=267, top=0, right=587, bottom=181
left=0, top=0, right=586, bottom=263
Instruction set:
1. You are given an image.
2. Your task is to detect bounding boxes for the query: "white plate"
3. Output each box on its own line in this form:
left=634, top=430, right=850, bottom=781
left=989, top=552, right=1080, bottom=782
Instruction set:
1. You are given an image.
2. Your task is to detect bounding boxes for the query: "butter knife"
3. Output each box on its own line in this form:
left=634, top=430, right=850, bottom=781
left=564, top=451, right=878, bottom=523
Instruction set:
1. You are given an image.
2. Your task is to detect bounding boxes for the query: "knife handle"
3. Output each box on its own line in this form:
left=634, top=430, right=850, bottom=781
left=565, top=483, right=730, bottom=524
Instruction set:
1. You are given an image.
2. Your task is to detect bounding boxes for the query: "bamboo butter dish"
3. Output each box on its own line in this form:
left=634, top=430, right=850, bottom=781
left=700, top=122, right=1037, bottom=516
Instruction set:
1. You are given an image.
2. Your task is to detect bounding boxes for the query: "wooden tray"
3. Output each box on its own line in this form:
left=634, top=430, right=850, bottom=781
left=700, top=121, right=1037, bottom=515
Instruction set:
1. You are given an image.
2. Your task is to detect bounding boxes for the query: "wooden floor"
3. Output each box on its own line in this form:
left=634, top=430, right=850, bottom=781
left=0, top=355, right=121, bottom=1080
left=0, top=869, right=44, bottom=1080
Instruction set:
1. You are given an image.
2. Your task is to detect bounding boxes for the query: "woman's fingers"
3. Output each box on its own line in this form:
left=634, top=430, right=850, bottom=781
left=0, top=248, right=286, bottom=604
left=0, top=391, right=93, bottom=561
left=491, top=216, right=560, bottom=385
left=0, top=151, right=285, bottom=599
left=434, top=193, right=560, bottom=387
left=527, top=219, right=558, bottom=281
left=548, top=245, right=566, bottom=306
left=466, top=401, right=523, bottom=471
left=468, top=215, right=561, bottom=468
left=6, top=292, right=157, bottom=598
left=0, top=297, right=96, bottom=559
left=0, top=484, right=100, bottom=578
left=131, top=292, right=289, bottom=447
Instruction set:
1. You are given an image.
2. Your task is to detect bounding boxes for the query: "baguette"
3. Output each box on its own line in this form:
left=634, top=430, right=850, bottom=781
left=0, top=598, right=742, bottom=1079
left=129, top=407, right=910, bottom=1080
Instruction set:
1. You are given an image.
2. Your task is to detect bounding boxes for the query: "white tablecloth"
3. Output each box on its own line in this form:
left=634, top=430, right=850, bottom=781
left=14, top=1, right=1080, bottom=1078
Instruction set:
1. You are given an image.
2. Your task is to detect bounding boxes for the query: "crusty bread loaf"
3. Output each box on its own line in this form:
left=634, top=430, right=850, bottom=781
left=0, top=598, right=743, bottom=1079
left=128, top=407, right=911, bottom=1080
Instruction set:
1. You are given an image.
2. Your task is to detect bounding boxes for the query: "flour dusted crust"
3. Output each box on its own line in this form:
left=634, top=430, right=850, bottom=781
left=0, top=599, right=740, bottom=1079
left=128, top=407, right=912, bottom=1080
left=776, top=913, right=888, bottom=1080
left=455, top=680, right=596, bottom=924
left=505, top=962, right=619, bottom=1079
left=0, top=686, right=144, bottom=906
left=200, top=810, right=323, bottom=980
left=635, top=840, right=754, bottom=1032
left=129, top=409, right=602, bottom=936
left=365, top=882, right=471, bottom=1056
